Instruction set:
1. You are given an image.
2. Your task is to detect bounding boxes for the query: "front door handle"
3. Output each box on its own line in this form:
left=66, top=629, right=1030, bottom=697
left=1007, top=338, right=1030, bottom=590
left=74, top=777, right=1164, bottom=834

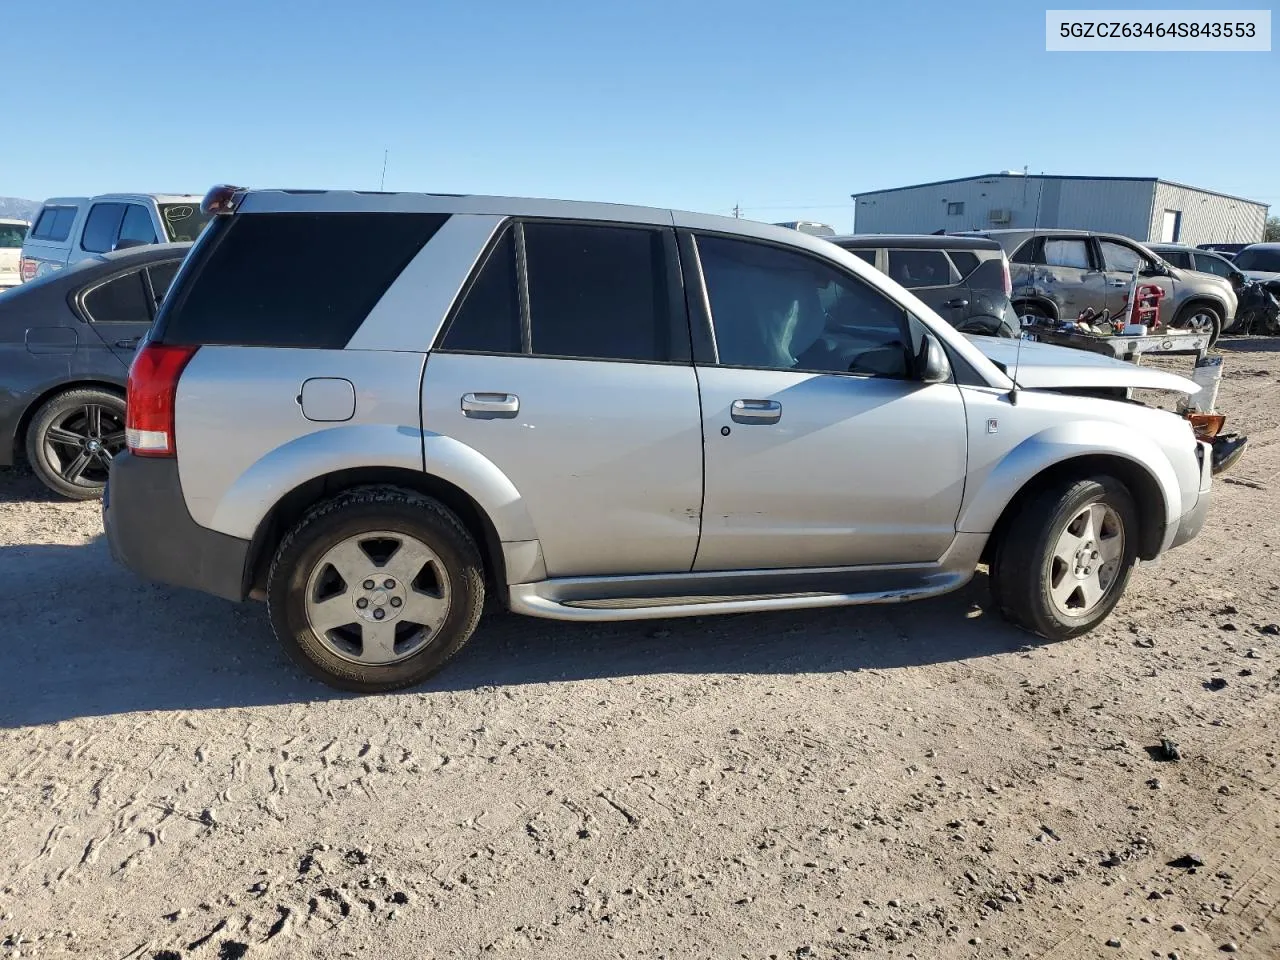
left=943, top=298, right=969, bottom=309
left=461, top=392, right=519, bottom=419
left=731, top=399, right=782, bottom=425
left=115, top=337, right=140, bottom=349
left=1109, top=279, right=1129, bottom=288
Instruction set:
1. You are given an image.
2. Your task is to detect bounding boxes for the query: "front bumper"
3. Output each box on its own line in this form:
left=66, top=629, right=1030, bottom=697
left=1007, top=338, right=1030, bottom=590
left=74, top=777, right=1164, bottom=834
left=1169, top=440, right=1213, bottom=550
left=104, top=452, right=251, bottom=601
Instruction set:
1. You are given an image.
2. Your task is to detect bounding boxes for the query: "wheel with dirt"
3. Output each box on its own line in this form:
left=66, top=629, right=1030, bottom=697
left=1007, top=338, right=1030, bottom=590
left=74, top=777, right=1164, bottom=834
left=24, top=387, right=127, bottom=500
left=1173, top=302, right=1222, bottom=347
left=1014, top=302, right=1052, bottom=332
left=267, top=487, right=486, bottom=692
left=990, top=476, right=1138, bottom=640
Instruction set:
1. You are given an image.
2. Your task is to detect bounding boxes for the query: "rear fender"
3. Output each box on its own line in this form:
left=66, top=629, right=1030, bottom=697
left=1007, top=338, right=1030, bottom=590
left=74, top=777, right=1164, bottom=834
left=207, top=423, right=536, bottom=543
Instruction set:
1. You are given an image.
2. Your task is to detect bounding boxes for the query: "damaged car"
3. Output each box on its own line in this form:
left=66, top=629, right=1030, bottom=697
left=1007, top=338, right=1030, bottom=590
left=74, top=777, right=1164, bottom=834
left=105, top=188, right=1213, bottom=691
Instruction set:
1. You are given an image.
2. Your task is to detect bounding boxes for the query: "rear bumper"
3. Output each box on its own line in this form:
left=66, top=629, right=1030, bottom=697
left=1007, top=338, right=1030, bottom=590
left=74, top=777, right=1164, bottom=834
left=104, top=452, right=250, bottom=601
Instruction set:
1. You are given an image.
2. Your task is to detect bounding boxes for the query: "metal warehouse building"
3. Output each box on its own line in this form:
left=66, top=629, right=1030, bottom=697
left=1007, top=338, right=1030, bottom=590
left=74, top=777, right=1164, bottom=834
left=852, top=173, right=1268, bottom=246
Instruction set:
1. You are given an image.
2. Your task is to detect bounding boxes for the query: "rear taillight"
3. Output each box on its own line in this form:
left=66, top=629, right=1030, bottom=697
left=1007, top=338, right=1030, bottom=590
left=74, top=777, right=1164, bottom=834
left=1001, top=254, right=1012, bottom=298
left=126, top=343, right=198, bottom=457
left=19, top=257, right=37, bottom=282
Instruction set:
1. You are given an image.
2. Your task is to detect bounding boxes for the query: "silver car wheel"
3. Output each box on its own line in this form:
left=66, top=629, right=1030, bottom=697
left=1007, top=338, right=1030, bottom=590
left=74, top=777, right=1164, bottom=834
left=304, top=530, right=451, bottom=665
left=1181, top=310, right=1217, bottom=335
left=1047, top=502, right=1125, bottom=618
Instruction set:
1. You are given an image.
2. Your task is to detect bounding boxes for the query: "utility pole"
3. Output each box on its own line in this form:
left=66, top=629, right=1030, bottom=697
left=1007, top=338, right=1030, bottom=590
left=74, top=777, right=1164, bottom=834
left=732, top=204, right=741, bottom=219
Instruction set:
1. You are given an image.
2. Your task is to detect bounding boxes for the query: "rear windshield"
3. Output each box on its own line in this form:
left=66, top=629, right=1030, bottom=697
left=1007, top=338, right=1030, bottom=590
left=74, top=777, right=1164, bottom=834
left=30, top=206, right=79, bottom=243
left=159, top=203, right=212, bottom=242
left=157, top=212, right=448, bottom=349
left=1233, top=247, right=1280, bottom=273
left=0, top=223, right=26, bottom=248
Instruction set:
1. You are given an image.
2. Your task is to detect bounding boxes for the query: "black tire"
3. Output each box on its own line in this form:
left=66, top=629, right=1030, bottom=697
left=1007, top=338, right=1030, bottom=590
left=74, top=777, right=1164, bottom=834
left=1173, top=302, right=1222, bottom=348
left=24, top=387, right=127, bottom=500
left=990, top=476, right=1138, bottom=641
left=1013, top=302, right=1052, bottom=332
left=267, top=486, right=485, bottom=693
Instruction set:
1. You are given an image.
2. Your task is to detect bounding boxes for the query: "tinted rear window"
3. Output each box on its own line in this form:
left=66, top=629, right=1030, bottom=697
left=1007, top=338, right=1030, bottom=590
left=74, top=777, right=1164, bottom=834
left=947, top=250, right=979, bottom=277
left=31, top=206, right=78, bottom=242
left=159, top=213, right=448, bottom=348
left=160, top=203, right=211, bottom=242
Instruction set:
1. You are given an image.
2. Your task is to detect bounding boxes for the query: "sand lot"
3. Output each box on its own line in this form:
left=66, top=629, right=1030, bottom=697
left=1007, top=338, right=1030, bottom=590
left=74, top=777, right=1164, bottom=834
left=2, top=339, right=1280, bottom=960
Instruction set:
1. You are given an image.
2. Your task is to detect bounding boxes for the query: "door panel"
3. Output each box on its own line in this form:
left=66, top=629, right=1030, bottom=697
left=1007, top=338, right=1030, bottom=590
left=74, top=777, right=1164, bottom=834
left=78, top=269, right=154, bottom=368
left=1039, top=237, right=1108, bottom=318
left=421, top=352, right=703, bottom=577
left=694, top=367, right=968, bottom=571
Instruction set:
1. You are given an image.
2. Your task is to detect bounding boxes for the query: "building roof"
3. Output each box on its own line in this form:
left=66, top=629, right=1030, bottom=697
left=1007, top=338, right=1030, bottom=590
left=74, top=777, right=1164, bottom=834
left=852, top=173, right=1268, bottom=209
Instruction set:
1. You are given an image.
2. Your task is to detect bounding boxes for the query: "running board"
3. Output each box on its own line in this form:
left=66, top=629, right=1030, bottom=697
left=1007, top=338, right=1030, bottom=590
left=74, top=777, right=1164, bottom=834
left=505, top=562, right=977, bottom=623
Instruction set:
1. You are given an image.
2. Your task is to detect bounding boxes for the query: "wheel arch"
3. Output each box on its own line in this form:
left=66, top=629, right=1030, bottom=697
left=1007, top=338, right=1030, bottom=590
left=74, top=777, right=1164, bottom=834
left=1012, top=296, right=1058, bottom=321
left=978, top=453, right=1169, bottom=565
left=244, top=466, right=509, bottom=604
left=11, top=378, right=126, bottom=459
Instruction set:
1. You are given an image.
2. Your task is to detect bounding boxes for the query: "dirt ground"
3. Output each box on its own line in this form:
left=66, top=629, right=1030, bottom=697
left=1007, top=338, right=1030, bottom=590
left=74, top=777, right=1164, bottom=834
left=2, top=339, right=1280, bottom=960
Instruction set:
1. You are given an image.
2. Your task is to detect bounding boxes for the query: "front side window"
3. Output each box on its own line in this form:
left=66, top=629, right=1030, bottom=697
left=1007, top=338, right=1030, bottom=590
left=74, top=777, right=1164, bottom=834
left=81, top=203, right=127, bottom=253
left=523, top=221, right=671, bottom=362
left=845, top=248, right=876, bottom=266
left=0, top=223, right=25, bottom=248
left=697, top=234, right=912, bottom=379
left=1099, top=240, right=1145, bottom=274
left=1043, top=239, right=1092, bottom=270
left=1192, top=253, right=1233, bottom=277
left=887, top=249, right=953, bottom=289
left=82, top=270, right=150, bottom=324
left=118, top=205, right=158, bottom=246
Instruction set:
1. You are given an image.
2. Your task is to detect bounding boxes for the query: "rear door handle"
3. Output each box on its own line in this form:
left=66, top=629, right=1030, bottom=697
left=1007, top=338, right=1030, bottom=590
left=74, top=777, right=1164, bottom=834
left=115, top=337, right=140, bottom=349
left=461, top=392, right=519, bottom=419
left=731, top=399, right=782, bottom=425
left=943, top=298, right=969, bottom=309
left=1109, top=279, right=1129, bottom=287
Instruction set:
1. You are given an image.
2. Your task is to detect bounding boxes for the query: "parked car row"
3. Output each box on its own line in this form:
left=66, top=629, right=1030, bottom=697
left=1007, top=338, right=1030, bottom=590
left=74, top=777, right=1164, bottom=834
left=95, top=185, right=1213, bottom=693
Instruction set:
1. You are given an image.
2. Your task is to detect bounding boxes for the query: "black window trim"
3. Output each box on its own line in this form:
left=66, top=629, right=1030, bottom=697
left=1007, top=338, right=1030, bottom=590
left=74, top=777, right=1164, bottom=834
left=686, top=228, right=924, bottom=382
left=72, top=264, right=166, bottom=325
left=433, top=216, right=693, bottom=367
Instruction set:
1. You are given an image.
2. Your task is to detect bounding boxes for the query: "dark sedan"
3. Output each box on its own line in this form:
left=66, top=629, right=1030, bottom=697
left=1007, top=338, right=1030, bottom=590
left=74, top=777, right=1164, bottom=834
left=0, top=242, right=191, bottom=498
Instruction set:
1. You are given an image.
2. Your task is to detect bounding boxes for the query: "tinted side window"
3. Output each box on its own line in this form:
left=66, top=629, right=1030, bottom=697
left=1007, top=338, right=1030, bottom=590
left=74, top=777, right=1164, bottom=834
left=1099, top=240, right=1144, bottom=274
left=146, top=261, right=182, bottom=305
left=118, top=205, right=158, bottom=246
left=1011, top=237, right=1042, bottom=265
left=1043, top=239, right=1091, bottom=270
left=698, top=235, right=912, bottom=379
left=887, top=249, right=953, bottom=288
left=32, top=206, right=78, bottom=242
left=1193, top=253, right=1232, bottom=277
left=81, top=203, right=127, bottom=253
left=846, top=248, right=876, bottom=265
left=160, top=213, right=447, bottom=349
left=440, top=227, right=522, bottom=353
left=523, top=222, right=671, bottom=362
left=82, top=271, right=150, bottom=324
left=947, top=250, right=980, bottom=277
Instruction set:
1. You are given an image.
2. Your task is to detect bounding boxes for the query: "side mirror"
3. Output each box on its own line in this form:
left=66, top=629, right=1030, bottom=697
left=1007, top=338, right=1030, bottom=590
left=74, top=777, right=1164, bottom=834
left=1140, top=262, right=1169, bottom=278
left=113, top=238, right=149, bottom=251
left=919, top=333, right=951, bottom=384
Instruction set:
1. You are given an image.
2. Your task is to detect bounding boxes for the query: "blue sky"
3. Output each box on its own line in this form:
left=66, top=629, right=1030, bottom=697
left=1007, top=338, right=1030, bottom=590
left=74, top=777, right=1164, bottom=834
left=8, top=0, right=1277, bottom=229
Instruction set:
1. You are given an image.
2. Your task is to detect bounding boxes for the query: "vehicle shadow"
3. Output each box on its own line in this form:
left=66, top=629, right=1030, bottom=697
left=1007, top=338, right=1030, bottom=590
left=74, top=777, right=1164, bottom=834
left=0, top=536, right=1038, bottom=728
left=1218, top=336, right=1280, bottom=354
left=0, top=462, right=68, bottom=505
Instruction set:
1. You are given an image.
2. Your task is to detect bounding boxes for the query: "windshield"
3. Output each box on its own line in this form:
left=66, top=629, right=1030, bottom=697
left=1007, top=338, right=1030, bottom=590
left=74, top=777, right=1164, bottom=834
left=159, top=203, right=212, bottom=242
left=0, top=223, right=27, bottom=248
left=1233, top=247, right=1280, bottom=273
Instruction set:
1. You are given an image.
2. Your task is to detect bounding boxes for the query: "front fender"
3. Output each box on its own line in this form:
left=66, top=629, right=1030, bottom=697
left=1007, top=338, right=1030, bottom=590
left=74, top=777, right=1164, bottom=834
left=957, top=419, right=1181, bottom=537
left=207, top=423, right=537, bottom=543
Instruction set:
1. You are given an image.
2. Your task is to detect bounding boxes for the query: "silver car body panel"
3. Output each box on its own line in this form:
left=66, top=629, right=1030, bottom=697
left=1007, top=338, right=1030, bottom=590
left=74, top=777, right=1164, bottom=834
left=421, top=352, right=703, bottom=577
left=970, top=336, right=1200, bottom=394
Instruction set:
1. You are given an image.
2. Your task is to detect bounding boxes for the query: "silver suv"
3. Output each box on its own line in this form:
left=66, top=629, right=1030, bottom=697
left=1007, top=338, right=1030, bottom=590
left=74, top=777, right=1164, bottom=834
left=104, top=187, right=1213, bottom=692
left=966, top=229, right=1237, bottom=345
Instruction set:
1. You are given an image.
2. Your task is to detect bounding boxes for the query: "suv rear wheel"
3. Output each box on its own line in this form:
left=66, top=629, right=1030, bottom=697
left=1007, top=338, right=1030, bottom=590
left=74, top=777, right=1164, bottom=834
left=25, top=387, right=127, bottom=500
left=267, top=487, right=485, bottom=692
left=991, top=476, right=1138, bottom=640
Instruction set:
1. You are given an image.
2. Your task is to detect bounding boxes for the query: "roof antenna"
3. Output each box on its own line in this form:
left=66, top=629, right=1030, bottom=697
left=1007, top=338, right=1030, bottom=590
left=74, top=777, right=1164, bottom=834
left=1008, top=173, right=1045, bottom=406
left=379, top=148, right=389, bottom=191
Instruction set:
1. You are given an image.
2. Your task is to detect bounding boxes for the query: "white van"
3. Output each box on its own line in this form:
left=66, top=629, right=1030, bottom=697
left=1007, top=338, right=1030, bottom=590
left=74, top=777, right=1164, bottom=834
left=20, top=193, right=209, bottom=282
left=0, top=218, right=29, bottom=289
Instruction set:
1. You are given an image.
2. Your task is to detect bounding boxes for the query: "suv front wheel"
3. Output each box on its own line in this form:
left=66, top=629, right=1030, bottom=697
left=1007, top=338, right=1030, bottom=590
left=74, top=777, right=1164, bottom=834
left=1172, top=302, right=1222, bottom=347
left=991, top=476, right=1138, bottom=640
left=267, top=487, right=485, bottom=692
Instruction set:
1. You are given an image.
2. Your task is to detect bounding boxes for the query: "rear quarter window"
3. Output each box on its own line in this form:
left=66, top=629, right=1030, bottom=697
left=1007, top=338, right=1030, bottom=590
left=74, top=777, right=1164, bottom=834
left=157, top=213, right=448, bottom=349
left=947, top=250, right=980, bottom=277
left=31, top=206, right=79, bottom=243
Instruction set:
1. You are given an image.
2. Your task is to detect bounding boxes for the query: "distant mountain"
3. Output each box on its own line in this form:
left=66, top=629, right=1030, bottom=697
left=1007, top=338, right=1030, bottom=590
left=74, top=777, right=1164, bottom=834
left=0, top=197, right=40, bottom=222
